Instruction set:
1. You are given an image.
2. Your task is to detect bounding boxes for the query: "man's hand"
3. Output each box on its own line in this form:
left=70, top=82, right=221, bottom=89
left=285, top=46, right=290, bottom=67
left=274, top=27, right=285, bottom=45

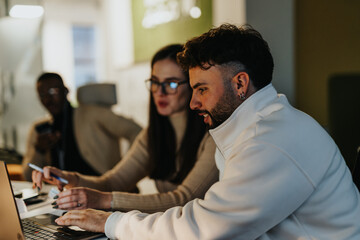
left=55, top=209, right=112, bottom=232
left=53, top=187, right=112, bottom=210
left=34, top=131, right=61, bottom=153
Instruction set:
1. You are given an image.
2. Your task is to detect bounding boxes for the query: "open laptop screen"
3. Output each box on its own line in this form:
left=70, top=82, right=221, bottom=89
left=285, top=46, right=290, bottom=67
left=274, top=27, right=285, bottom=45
left=0, top=161, right=25, bottom=240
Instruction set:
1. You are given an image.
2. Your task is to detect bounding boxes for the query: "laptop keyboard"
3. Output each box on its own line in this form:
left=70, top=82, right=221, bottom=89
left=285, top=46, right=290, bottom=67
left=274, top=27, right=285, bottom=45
left=22, top=218, right=72, bottom=239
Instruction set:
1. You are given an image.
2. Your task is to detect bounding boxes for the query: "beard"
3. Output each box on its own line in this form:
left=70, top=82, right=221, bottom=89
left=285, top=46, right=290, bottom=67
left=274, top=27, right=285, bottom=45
left=203, top=81, right=240, bottom=129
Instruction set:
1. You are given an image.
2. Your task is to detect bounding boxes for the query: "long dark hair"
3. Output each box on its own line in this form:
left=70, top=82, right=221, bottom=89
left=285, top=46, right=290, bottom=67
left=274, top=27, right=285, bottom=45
left=148, top=44, right=206, bottom=183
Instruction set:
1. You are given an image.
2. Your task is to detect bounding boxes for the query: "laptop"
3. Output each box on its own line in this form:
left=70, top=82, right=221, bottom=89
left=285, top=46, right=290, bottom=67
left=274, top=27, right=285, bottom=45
left=0, top=161, right=105, bottom=240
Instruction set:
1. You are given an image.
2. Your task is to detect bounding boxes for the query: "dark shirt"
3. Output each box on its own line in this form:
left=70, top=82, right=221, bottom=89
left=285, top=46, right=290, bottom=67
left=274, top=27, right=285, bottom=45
left=51, top=102, right=100, bottom=176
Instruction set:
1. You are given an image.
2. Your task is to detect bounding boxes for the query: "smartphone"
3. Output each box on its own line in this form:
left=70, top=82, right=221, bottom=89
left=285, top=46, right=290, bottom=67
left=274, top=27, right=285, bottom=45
left=35, top=122, right=53, bottom=134
left=23, top=192, right=48, bottom=206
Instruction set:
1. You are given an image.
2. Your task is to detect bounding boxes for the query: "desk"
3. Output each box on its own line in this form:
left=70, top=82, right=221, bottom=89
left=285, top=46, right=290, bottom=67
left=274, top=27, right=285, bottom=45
left=12, top=181, right=108, bottom=240
left=11, top=181, right=65, bottom=218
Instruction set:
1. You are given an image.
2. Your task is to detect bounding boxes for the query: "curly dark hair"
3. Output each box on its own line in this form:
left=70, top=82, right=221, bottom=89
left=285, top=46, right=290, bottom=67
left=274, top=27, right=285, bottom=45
left=177, top=24, right=274, bottom=90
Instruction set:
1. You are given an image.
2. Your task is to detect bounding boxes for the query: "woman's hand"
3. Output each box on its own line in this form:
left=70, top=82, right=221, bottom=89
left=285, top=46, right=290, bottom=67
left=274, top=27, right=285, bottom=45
left=32, top=166, right=78, bottom=191
left=53, top=187, right=112, bottom=210
left=55, top=209, right=112, bottom=233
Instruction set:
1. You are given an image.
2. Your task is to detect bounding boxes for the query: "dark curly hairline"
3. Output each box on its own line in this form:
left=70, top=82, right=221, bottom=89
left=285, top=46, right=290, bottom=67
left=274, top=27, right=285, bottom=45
left=177, top=24, right=273, bottom=90
left=177, top=24, right=254, bottom=70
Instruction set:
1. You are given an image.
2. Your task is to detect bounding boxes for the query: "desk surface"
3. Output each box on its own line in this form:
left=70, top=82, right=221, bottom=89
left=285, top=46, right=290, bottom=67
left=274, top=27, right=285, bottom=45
left=12, top=181, right=65, bottom=218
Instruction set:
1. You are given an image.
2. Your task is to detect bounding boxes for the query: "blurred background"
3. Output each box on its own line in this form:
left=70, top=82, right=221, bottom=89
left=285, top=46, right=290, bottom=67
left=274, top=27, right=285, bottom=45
left=0, top=0, right=359, bottom=168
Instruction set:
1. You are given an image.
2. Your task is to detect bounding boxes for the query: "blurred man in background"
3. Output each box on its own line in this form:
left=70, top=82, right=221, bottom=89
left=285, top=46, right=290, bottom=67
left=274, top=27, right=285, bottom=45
left=22, top=72, right=141, bottom=181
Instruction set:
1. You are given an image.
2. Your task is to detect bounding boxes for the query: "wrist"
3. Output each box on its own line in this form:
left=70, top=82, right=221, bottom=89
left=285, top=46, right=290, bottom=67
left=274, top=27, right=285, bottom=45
left=105, top=192, right=113, bottom=210
left=66, top=171, right=80, bottom=187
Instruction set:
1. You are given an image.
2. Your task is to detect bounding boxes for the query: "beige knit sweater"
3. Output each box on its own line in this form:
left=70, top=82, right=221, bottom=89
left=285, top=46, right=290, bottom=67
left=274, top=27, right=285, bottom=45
left=76, top=112, right=219, bottom=213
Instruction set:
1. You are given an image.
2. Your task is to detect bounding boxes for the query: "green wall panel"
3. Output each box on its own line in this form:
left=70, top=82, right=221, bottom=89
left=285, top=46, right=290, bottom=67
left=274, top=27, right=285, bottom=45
left=132, top=0, right=212, bottom=62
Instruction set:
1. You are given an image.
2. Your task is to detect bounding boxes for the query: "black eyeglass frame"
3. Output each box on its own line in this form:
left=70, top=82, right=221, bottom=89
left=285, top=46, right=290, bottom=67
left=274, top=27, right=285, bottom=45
left=145, top=79, right=188, bottom=95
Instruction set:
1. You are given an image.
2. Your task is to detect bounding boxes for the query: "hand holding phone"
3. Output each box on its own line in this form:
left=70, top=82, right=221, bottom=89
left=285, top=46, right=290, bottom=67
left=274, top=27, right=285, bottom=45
left=34, top=129, right=61, bottom=153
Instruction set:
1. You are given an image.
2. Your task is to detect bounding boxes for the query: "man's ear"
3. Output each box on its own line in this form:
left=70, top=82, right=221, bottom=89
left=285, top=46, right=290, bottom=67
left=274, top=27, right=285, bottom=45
left=232, top=72, right=250, bottom=98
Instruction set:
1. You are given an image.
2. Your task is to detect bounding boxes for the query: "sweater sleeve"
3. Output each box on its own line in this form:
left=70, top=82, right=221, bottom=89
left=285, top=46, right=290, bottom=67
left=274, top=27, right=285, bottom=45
left=75, top=129, right=151, bottom=191
left=110, top=133, right=218, bottom=213
left=22, top=121, right=52, bottom=181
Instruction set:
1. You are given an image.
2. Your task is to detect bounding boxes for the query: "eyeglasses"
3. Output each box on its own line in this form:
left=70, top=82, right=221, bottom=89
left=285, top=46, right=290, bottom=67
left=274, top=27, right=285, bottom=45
left=145, top=79, right=188, bottom=95
left=38, top=88, right=60, bottom=98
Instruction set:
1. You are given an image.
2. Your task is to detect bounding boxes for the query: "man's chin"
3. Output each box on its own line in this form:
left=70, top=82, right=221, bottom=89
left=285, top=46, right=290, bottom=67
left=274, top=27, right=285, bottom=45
left=206, top=119, right=224, bottom=130
left=206, top=120, right=221, bottom=130
left=202, top=113, right=225, bottom=129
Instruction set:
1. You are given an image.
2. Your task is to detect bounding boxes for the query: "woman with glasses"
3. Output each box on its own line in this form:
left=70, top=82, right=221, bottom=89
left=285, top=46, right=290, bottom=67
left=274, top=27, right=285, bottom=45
left=32, top=44, right=218, bottom=214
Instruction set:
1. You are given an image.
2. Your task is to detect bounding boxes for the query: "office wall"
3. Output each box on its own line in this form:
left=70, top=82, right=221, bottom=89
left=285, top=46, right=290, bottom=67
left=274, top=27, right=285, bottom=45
left=296, top=0, right=360, bottom=127
left=0, top=17, right=44, bottom=152
left=132, top=0, right=213, bottom=62
left=247, top=0, right=295, bottom=104
left=212, top=0, right=246, bottom=26
left=42, top=0, right=105, bottom=102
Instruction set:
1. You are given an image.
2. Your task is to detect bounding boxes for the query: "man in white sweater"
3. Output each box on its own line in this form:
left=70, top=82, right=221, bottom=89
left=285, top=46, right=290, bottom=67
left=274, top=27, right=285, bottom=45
left=55, top=24, right=360, bottom=239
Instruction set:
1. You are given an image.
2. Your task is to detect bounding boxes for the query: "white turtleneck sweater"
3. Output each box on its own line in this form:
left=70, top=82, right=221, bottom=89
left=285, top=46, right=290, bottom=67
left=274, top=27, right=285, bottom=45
left=104, top=84, right=360, bottom=240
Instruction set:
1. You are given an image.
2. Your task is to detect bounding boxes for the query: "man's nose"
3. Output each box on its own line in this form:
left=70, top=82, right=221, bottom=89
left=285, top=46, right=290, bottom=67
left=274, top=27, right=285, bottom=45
left=190, top=93, right=200, bottom=110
